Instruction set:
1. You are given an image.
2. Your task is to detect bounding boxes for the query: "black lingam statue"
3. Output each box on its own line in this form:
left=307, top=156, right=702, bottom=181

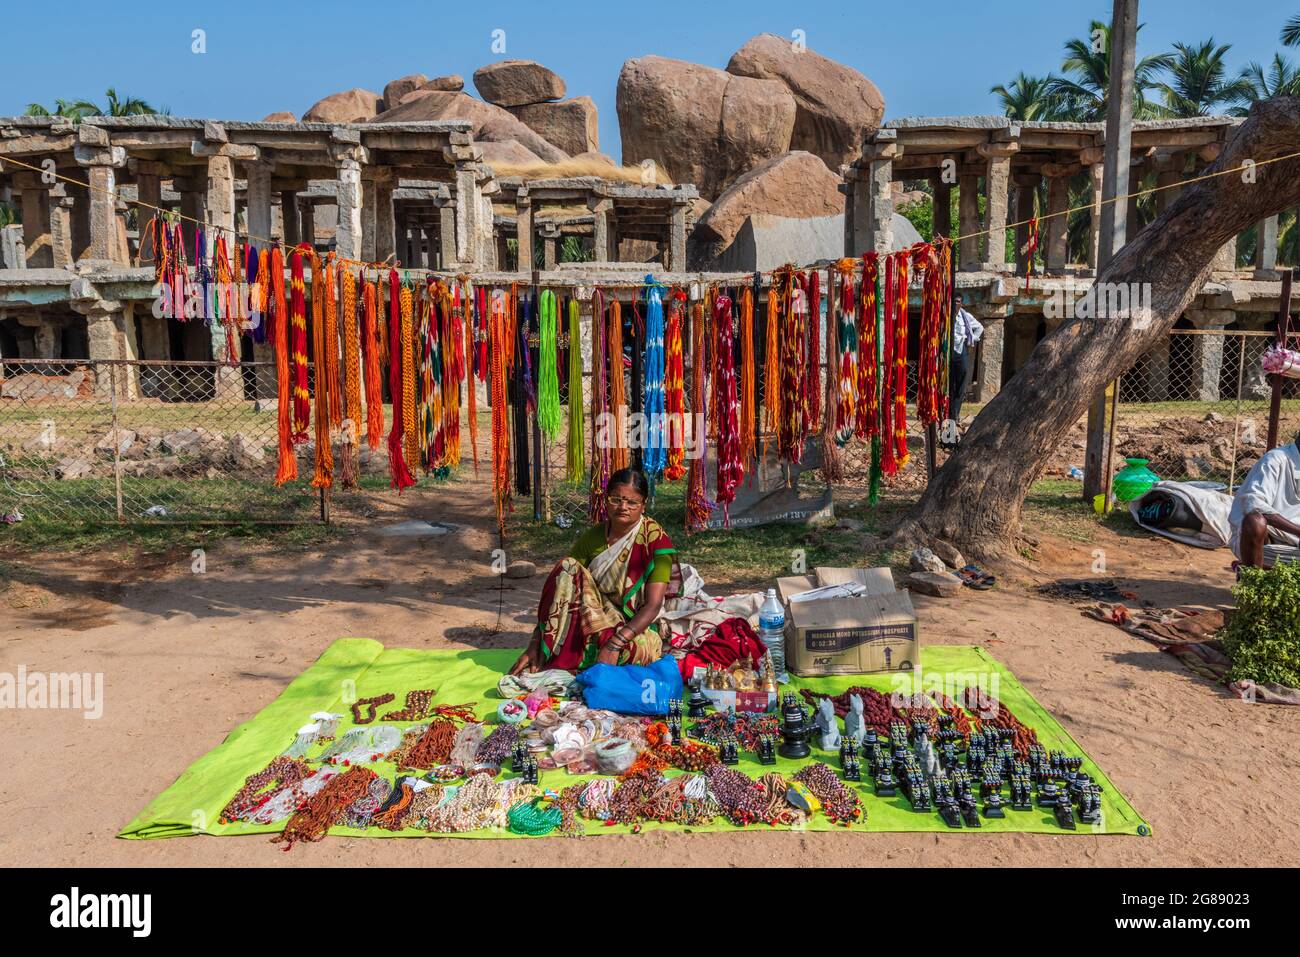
left=687, top=679, right=710, bottom=718
left=777, top=692, right=812, bottom=759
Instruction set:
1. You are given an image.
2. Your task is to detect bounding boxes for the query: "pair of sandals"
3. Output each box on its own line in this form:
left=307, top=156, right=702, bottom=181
left=957, top=564, right=995, bottom=590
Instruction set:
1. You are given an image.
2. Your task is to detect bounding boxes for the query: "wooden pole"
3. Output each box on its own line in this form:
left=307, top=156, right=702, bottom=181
left=1266, top=268, right=1294, bottom=450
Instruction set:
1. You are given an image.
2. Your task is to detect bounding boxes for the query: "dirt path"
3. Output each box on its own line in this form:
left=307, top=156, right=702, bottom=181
left=2, top=475, right=1297, bottom=867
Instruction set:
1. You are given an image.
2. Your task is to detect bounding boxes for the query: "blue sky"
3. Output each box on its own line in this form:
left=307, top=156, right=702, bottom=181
left=3, top=0, right=1293, bottom=162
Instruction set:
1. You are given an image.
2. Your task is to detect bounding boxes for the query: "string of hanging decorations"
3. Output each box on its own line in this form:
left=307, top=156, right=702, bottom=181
left=143, top=205, right=954, bottom=536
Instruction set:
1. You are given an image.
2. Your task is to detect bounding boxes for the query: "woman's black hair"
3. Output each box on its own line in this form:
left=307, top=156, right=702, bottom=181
left=606, top=467, right=650, bottom=500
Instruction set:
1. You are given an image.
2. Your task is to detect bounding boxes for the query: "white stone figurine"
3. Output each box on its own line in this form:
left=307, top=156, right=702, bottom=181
left=814, top=698, right=841, bottom=751
left=843, top=694, right=866, bottom=746
left=915, top=731, right=941, bottom=780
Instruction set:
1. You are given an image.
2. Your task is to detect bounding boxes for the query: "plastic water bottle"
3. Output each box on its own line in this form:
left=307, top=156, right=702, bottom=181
left=758, top=588, right=788, bottom=684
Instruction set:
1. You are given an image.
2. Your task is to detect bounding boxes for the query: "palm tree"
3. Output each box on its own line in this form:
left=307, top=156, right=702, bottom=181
left=24, top=98, right=100, bottom=121
left=1283, top=14, right=1300, bottom=47
left=1046, top=20, right=1172, bottom=120
left=23, top=89, right=159, bottom=122
left=990, top=73, right=1062, bottom=121
left=1154, top=39, right=1254, bottom=117
left=1234, top=53, right=1300, bottom=113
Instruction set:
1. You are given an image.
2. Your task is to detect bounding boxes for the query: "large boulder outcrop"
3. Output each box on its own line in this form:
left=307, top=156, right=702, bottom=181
left=508, top=96, right=598, bottom=155
left=726, top=34, right=884, bottom=171
left=261, top=111, right=297, bottom=123
left=383, top=74, right=428, bottom=111
left=371, top=90, right=568, bottom=163
left=418, top=74, right=464, bottom=94
left=617, top=55, right=795, bottom=199
left=692, top=150, right=843, bottom=257
left=473, top=60, right=565, bottom=108
left=478, top=139, right=544, bottom=169
left=301, top=88, right=382, bottom=124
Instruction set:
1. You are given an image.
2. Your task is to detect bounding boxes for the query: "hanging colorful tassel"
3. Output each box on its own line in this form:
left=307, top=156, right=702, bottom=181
left=685, top=299, right=711, bottom=533
left=641, top=278, right=667, bottom=481
left=271, top=246, right=297, bottom=485
left=386, top=269, right=416, bottom=491
left=776, top=268, right=808, bottom=466
left=289, top=245, right=311, bottom=443
left=713, top=294, right=741, bottom=525
left=879, top=253, right=897, bottom=477
left=309, top=253, right=334, bottom=490
left=589, top=289, right=611, bottom=521
left=737, top=285, right=756, bottom=472
left=664, top=290, right=688, bottom=482
left=419, top=283, right=439, bottom=473
left=444, top=282, right=463, bottom=471
left=817, top=268, right=843, bottom=482
left=762, top=280, right=780, bottom=460
left=462, top=282, right=478, bottom=474
left=361, top=277, right=384, bottom=450
left=891, top=250, right=911, bottom=471
left=537, top=289, right=561, bottom=441
left=489, top=288, right=512, bottom=530
left=340, top=266, right=361, bottom=489
left=607, top=298, right=629, bottom=473
left=834, top=260, right=858, bottom=447
left=805, top=269, right=821, bottom=430
left=858, top=254, right=879, bottom=441
left=915, top=243, right=943, bottom=428
left=566, top=298, right=585, bottom=483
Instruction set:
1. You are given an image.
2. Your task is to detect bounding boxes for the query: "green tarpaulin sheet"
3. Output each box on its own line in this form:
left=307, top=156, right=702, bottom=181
left=121, top=640, right=1150, bottom=840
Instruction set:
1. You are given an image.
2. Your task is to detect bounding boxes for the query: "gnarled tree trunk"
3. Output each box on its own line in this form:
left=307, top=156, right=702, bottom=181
left=897, top=97, right=1300, bottom=560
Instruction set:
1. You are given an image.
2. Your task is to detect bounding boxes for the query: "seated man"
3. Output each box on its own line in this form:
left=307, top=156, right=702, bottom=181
left=1229, top=430, right=1300, bottom=568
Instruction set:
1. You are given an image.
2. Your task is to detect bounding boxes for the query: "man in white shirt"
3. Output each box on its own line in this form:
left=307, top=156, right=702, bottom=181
left=948, top=294, right=985, bottom=424
left=1228, top=432, right=1300, bottom=567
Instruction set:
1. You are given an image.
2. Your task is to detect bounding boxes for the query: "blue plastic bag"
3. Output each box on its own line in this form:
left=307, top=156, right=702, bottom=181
left=574, top=656, right=683, bottom=716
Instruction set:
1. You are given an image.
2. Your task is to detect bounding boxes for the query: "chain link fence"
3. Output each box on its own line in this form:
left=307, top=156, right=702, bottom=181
left=1112, top=330, right=1300, bottom=489
left=0, top=359, right=324, bottom=524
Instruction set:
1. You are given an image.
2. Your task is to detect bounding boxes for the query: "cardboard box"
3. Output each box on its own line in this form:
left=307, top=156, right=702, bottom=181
left=777, top=567, right=918, bottom=676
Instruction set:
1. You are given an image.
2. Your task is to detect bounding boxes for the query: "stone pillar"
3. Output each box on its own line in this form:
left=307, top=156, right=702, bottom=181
left=515, top=193, right=533, bottom=274
left=1043, top=173, right=1069, bottom=273
left=1256, top=215, right=1279, bottom=276
left=374, top=175, right=395, bottom=265
left=15, top=173, right=54, bottom=267
left=205, top=155, right=242, bottom=398
left=591, top=199, right=611, bottom=262
left=932, top=177, right=951, bottom=240
left=975, top=316, right=1005, bottom=402
left=334, top=153, right=364, bottom=262
left=1212, top=239, right=1236, bottom=273
left=438, top=202, right=457, bottom=267
left=841, top=179, right=856, bottom=256
left=361, top=178, right=377, bottom=262
left=1087, top=163, right=1104, bottom=270
left=71, top=278, right=139, bottom=399
left=496, top=232, right=510, bottom=271
left=134, top=171, right=163, bottom=264
left=67, top=178, right=92, bottom=261
left=1185, top=308, right=1233, bottom=402
left=300, top=198, right=316, bottom=246
left=426, top=226, right=441, bottom=269
left=455, top=165, right=477, bottom=264
left=860, top=147, right=895, bottom=258
left=280, top=190, right=300, bottom=246
left=244, top=162, right=273, bottom=249
left=958, top=172, right=981, bottom=271
left=1154, top=168, right=1182, bottom=215
left=51, top=191, right=73, bottom=268
left=1013, top=174, right=1037, bottom=275
left=1140, top=336, right=1170, bottom=402
left=177, top=180, right=205, bottom=254
left=979, top=143, right=1016, bottom=271
left=668, top=200, right=688, bottom=271
left=540, top=223, right=559, bottom=270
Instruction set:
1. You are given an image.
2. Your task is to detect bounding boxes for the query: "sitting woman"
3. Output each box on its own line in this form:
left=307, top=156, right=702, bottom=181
left=510, top=468, right=676, bottom=675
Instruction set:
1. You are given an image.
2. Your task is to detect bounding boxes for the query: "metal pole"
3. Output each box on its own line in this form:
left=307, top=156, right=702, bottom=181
left=1266, top=269, right=1294, bottom=450
left=1083, top=0, right=1138, bottom=502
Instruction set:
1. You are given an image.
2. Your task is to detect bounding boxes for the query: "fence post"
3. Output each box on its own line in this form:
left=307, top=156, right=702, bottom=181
left=1266, top=269, right=1294, bottom=451
left=110, top=362, right=123, bottom=522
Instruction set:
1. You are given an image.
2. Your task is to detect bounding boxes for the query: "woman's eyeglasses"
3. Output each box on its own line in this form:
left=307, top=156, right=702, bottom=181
left=606, top=495, right=644, bottom=508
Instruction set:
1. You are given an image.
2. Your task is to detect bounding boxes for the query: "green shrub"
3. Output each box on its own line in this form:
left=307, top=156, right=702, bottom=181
left=1222, top=562, right=1300, bottom=688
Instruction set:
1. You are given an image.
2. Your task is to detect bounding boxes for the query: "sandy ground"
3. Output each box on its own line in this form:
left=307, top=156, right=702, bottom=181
left=2, top=475, right=1297, bottom=868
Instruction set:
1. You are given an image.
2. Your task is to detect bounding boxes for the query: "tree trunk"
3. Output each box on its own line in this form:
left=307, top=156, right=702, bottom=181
left=898, top=97, right=1300, bottom=560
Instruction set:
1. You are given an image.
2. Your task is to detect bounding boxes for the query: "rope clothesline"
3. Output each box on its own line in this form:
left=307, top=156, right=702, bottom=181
left=3, top=144, right=1299, bottom=284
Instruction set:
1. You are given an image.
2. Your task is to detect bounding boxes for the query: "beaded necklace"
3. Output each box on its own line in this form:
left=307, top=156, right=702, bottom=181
left=351, top=693, right=395, bottom=724
left=219, top=757, right=312, bottom=824
left=273, top=765, right=376, bottom=849
left=792, top=762, right=863, bottom=825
